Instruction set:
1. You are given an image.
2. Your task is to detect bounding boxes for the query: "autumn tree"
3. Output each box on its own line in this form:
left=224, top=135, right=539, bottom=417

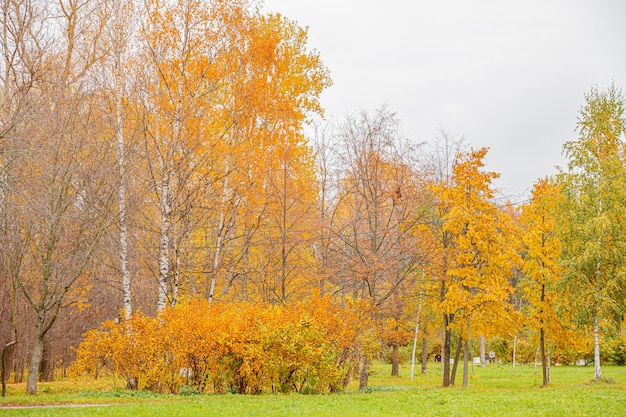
left=191, top=12, right=330, bottom=304
left=329, top=108, right=426, bottom=387
left=99, top=0, right=138, bottom=319
left=430, top=148, right=521, bottom=387
left=134, top=0, right=254, bottom=311
left=225, top=14, right=329, bottom=304
left=0, top=0, right=47, bottom=395
left=0, top=0, right=115, bottom=394
left=415, top=133, right=464, bottom=381
left=520, top=178, right=563, bottom=386
left=557, top=84, right=626, bottom=380
left=309, top=120, right=342, bottom=296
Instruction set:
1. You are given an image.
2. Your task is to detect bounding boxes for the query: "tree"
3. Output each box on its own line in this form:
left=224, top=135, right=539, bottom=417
left=132, top=5, right=330, bottom=308
left=135, top=0, right=253, bottom=311
left=1, top=0, right=116, bottom=394
left=328, top=108, right=426, bottom=387
left=430, top=148, right=521, bottom=387
left=520, top=178, right=563, bottom=386
left=0, top=0, right=47, bottom=395
left=225, top=13, right=330, bottom=304
left=104, top=0, right=137, bottom=319
left=415, top=133, right=464, bottom=386
left=557, top=84, right=626, bottom=380
left=310, top=120, right=341, bottom=297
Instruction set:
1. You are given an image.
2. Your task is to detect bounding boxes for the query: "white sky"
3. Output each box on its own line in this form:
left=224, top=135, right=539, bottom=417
left=260, top=0, right=626, bottom=199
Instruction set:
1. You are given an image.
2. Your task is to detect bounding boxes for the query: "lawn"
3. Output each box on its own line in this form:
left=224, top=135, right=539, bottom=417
left=1, top=361, right=625, bottom=416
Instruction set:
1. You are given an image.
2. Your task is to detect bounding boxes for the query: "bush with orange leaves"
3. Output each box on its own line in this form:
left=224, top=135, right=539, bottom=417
left=71, top=296, right=373, bottom=394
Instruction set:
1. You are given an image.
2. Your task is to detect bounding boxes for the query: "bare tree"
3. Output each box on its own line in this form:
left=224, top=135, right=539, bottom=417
left=331, top=108, right=427, bottom=387
left=0, top=0, right=114, bottom=394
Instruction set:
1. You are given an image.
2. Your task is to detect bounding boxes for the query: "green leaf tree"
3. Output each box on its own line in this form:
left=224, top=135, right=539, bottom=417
left=558, top=84, right=626, bottom=380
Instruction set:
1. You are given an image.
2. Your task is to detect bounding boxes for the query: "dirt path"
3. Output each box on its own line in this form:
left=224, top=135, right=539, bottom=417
left=1, top=403, right=115, bottom=409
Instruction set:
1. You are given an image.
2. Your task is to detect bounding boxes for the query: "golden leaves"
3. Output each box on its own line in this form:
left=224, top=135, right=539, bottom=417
left=71, top=296, right=374, bottom=394
left=432, top=148, right=522, bottom=337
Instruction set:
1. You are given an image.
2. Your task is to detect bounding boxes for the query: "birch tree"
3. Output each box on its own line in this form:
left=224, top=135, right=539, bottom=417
left=558, top=84, right=626, bottom=380
left=91, top=0, right=138, bottom=318
left=198, top=12, right=330, bottom=304
left=136, top=0, right=246, bottom=311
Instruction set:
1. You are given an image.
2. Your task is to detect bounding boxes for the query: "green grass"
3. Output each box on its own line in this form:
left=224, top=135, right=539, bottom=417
left=2, top=362, right=625, bottom=416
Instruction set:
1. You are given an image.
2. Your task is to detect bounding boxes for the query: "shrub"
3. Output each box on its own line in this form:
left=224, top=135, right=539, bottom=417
left=72, top=296, right=372, bottom=394
left=603, top=334, right=626, bottom=365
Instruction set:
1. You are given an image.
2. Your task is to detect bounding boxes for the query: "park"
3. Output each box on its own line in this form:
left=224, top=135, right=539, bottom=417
left=1, top=1, right=626, bottom=416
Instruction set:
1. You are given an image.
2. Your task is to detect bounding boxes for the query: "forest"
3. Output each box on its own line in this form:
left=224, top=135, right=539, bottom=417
left=1, top=0, right=625, bottom=398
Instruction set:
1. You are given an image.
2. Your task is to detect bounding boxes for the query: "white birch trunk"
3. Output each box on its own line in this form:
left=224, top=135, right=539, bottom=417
left=462, top=339, right=469, bottom=387
left=547, top=342, right=551, bottom=383
left=594, top=311, right=602, bottom=380
left=593, top=203, right=602, bottom=380
left=410, top=304, right=422, bottom=381
left=209, top=173, right=229, bottom=303
left=157, top=173, right=171, bottom=313
left=115, top=31, right=132, bottom=319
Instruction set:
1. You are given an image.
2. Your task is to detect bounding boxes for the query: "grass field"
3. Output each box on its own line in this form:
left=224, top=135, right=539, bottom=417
left=1, top=361, right=625, bottom=416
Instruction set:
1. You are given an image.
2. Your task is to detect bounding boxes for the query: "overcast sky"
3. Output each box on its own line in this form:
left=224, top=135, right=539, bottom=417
left=260, top=0, right=626, bottom=199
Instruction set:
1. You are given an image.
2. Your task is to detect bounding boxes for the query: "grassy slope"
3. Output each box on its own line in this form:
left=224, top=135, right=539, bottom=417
left=1, top=362, right=625, bottom=416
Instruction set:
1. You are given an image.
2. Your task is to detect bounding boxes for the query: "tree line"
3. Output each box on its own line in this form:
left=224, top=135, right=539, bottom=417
left=0, top=0, right=625, bottom=396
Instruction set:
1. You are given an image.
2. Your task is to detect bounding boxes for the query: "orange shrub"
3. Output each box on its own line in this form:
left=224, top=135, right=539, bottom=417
left=72, top=296, right=375, bottom=394
left=71, top=313, right=180, bottom=392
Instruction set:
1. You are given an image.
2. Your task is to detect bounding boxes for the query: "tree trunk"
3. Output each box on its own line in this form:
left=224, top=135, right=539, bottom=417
left=1, top=341, right=16, bottom=397
left=157, top=174, right=171, bottom=313
left=410, top=337, right=417, bottom=381
left=410, top=307, right=421, bottom=381
left=450, top=336, right=462, bottom=386
left=421, top=337, right=428, bottom=374
left=547, top=343, right=551, bottom=383
left=479, top=334, right=486, bottom=368
left=209, top=173, right=229, bottom=303
left=593, top=311, right=602, bottom=380
left=534, top=345, right=539, bottom=374
left=391, top=345, right=399, bottom=376
left=442, top=314, right=452, bottom=387
left=359, top=357, right=370, bottom=390
left=540, top=327, right=548, bottom=386
left=39, top=339, right=53, bottom=382
left=27, top=327, right=45, bottom=394
left=512, top=335, right=517, bottom=372
left=117, top=68, right=132, bottom=320
left=2, top=270, right=19, bottom=397
left=462, top=339, right=469, bottom=387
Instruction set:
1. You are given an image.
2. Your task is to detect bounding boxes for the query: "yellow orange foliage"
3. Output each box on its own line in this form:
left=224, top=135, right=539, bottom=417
left=71, top=296, right=373, bottom=394
left=520, top=180, right=567, bottom=342
left=434, top=148, right=522, bottom=338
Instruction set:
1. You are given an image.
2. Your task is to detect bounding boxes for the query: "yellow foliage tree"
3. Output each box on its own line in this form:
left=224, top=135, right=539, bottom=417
left=431, top=148, right=521, bottom=387
left=520, top=178, right=564, bottom=386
